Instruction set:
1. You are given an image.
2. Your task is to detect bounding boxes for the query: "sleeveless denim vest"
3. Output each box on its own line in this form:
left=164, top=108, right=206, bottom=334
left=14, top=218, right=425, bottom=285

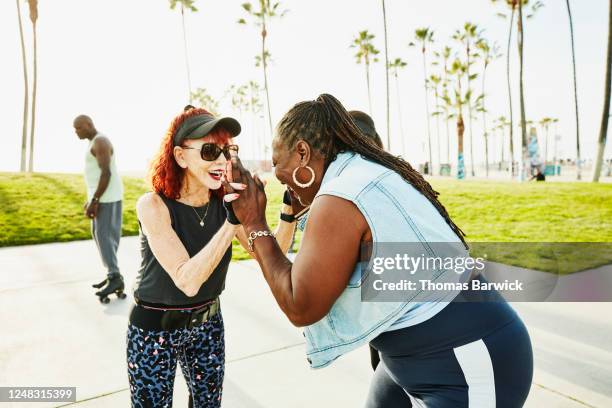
left=302, top=151, right=469, bottom=369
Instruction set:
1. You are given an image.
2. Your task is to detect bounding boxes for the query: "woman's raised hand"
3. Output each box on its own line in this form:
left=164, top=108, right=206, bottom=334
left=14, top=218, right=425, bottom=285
left=222, top=156, right=268, bottom=229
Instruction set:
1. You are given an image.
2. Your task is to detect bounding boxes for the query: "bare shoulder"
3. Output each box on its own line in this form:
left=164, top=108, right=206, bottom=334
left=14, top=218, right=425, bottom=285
left=93, top=135, right=112, bottom=150
left=94, top=134, right=111, bottom=144
left=308, top=194, right=367, bottom=233
left=137, top=193, right=170, bottom=231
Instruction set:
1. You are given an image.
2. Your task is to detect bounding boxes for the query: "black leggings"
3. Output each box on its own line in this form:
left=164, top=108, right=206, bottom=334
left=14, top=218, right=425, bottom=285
left=366, top=300, right=533, bottom=408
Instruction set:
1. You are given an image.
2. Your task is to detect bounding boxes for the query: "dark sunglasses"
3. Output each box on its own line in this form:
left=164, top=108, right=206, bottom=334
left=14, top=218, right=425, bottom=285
left=182, top=143, right=239, bottom=161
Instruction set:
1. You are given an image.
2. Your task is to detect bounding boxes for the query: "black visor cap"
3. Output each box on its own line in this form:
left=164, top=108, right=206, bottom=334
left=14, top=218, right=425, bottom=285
left=173, top=114, right=241, bottom=146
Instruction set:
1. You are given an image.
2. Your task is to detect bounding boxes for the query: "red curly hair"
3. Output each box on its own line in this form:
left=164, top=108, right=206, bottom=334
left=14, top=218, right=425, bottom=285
left=149, top=108, right=231, bottom=200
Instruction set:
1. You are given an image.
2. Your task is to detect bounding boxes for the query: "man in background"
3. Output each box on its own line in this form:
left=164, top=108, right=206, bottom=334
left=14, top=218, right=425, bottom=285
left=73, top=115, right=124, bottom=299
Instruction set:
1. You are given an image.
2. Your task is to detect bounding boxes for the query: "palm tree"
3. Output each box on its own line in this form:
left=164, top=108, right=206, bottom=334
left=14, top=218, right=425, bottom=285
left=351, top=30, right=380, bottom=116
left=493, top=0, right=543, bottom=179
left=453, top=23, right=480, bottom=177
left=476, top=38, right=501, bottom=177
left=26, top=0, right=38, bottom=172
left=444, top=58, right=469, bottom=180
left=388, top=58, right=407, bottom=157
left=565, top=0, right=582, bottom=179
left=435, top=46, right=453, bottom=165
left=593, top=0, right=612, bottom=182
left=239, top=1, right=287, bottom=158
left=190, top=88, right=219, bottom=115
left=16, top=0, right=29, bottom=172
left=169, top=0, right=197, bottom=103
left=518, top=1, right=544, bottom=179
left=381, top=0, right=391, bottom=149
left=494, top=2, right=516, bottom=176
left=495, top=116, right=508, bottom=170
left=429, top=74, right=443, bottom=169
left=412, top=28, right=435, bottom=174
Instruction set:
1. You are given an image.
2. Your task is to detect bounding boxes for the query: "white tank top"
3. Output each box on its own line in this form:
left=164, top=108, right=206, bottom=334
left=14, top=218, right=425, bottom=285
left=84, top=133, right=123, bottom=203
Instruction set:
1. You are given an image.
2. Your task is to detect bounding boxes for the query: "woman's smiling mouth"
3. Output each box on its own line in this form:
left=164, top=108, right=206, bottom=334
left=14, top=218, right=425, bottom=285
left=208, top=169, right=224, bottom=181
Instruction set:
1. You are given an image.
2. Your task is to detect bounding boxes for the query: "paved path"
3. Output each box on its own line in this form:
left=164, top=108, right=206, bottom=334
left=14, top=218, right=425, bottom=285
left=1, top=237, right=610, bottom=407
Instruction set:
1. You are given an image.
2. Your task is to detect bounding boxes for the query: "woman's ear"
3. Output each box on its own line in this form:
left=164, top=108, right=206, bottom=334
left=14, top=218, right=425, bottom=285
left=295, top=140, right=311, bottom=166
left=174, top=146, right=188, bottom=169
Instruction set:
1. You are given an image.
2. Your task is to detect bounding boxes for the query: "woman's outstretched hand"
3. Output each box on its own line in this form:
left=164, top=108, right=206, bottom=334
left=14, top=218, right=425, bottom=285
left=222, top=156, right=268, bottom=230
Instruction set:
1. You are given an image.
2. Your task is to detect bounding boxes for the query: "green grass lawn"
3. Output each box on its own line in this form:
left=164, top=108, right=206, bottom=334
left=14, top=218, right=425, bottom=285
left=1, top=172, right=610, bottom=272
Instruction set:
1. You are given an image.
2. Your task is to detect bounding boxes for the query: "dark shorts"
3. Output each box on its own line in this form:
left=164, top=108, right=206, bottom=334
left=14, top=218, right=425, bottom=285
left=366, top=295, right=533, bottom=408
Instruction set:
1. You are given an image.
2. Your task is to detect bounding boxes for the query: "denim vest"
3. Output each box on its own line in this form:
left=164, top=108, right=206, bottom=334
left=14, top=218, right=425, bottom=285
left=302, top=151, right=469, bottom=369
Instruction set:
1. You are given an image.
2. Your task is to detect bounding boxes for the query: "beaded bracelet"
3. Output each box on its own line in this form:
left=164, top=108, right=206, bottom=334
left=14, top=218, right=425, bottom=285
left=247, top=230, right=276, bottom=252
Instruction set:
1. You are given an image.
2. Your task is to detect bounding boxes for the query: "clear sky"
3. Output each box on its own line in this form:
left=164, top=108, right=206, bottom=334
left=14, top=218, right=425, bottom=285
left=1, top=0, right=610, bottom=174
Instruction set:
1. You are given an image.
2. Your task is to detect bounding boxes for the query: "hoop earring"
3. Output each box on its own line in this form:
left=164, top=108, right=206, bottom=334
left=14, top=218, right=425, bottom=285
left=292, top=166, right=315, bottom=188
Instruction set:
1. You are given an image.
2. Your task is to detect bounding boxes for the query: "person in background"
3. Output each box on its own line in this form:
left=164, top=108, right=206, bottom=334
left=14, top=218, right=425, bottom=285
left=530, top=167, right=546, bottom=181
left=73, top=115, right=125, bottom=300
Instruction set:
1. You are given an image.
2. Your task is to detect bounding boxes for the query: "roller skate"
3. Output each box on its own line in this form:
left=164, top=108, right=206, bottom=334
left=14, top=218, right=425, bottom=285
left=91, top=278, right=108, bottom=289
left=95, top=275, right=127, bottom=304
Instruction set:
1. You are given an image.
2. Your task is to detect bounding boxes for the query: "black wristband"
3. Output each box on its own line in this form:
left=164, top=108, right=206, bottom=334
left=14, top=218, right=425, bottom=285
left=280, top=212, right=295, bottom=223
left=223, top=200, right=241, bottom=225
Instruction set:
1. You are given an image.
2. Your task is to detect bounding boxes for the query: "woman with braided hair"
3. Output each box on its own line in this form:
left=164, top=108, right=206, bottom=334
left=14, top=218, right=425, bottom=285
left=224, top=94, right=533, bottom=407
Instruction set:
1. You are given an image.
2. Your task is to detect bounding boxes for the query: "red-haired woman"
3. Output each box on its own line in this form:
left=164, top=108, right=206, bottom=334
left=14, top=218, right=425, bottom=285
left=126, top=107, right=252, bottom=407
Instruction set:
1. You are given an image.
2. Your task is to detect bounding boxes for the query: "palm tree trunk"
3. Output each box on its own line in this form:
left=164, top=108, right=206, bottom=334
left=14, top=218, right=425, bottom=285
left=422, top=52, right=433, bottom=174
left=482, top=66, right=489, bottom=177
left=566, top=0, right=582, bottom=179
left=444, top=57, right=451, bottom=165
left=382, top=0, right=391, bottom=150
left=394, top=73, right=405, bottom=157
left=16, top=0, right=29, bottom=173
left=518, top=2, right=529, bottom=181
left=507, top=9, right=515, bottom=178
left=445, top=108, right=451, bottom=165
left=261, top=19, right=273, bottom=159
left=365, top=62, right=373, bottom=116
left=28, top=21, right=37, bottom=173
left=434, top=87, right=441, bottom=172
left=593, top=0, right=612, bottom=182
left=466, top=42, right=475, bottom=177
left=457, top=113, right=465, bottom=180
left=181, top=4, right=193, bottom=103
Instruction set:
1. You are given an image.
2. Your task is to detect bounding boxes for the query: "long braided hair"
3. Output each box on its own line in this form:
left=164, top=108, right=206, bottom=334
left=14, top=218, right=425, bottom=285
left=276, top=93, right=467, bottom=247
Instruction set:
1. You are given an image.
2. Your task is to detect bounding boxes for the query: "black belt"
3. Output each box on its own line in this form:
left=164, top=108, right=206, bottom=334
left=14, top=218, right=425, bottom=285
left=129, top=298, right=220, bottom=331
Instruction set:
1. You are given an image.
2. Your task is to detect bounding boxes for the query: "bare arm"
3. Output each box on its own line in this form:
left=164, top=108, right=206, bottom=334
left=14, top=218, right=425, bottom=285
left=275, top=204, right=297, bottom=254
left=137, top=193, right=239, bottom=297
left=91, top=137, right=113, bottom=199
left=226, top=158, right=367, bottom=327
left=246, top=196, right=365, bottom=326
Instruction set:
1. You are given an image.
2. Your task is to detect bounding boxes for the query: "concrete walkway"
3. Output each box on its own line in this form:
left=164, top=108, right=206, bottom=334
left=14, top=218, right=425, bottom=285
left=1, top=237, right=610, bottom=407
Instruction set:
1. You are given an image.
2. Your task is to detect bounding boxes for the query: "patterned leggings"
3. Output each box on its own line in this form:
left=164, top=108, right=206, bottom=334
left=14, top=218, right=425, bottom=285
left=126, top=310, right=225, bottom=408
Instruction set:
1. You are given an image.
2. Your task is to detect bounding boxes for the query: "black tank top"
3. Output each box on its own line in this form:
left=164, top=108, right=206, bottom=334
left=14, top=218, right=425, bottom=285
left=133, top=193, right=232, bottom=306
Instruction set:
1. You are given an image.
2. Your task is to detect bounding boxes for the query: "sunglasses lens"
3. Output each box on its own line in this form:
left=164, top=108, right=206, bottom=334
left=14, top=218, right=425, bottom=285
left=200, top=144, right=221, bottom=161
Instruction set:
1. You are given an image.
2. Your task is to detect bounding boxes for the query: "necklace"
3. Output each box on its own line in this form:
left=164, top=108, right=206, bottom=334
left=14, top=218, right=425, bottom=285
left=191, top=202, right=210, bottom=227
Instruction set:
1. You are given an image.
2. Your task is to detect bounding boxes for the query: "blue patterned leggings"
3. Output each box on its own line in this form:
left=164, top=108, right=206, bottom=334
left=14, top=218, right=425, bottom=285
left=126, top=310, right=225, bottom=408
